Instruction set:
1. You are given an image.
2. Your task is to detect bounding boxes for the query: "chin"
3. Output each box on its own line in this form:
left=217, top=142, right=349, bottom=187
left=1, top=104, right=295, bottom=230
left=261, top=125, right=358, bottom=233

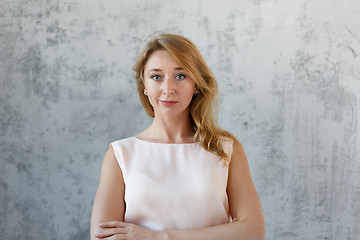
left=154, top=109, right=186, bottom=118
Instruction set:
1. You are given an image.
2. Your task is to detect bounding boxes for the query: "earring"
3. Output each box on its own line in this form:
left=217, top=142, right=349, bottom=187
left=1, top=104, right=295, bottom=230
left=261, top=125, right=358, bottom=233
left=144, top=90, right=147, bottom=95
left=194, top=90, right=198, bottom=94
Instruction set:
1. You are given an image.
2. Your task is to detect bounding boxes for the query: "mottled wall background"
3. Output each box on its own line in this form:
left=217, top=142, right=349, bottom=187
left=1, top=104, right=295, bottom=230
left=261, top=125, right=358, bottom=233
left=1, top=0, right=359, bottom=239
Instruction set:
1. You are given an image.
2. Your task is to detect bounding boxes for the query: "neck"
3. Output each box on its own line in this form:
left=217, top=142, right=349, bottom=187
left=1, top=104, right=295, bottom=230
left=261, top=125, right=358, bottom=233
left=140, top=112, right=196, bottom=144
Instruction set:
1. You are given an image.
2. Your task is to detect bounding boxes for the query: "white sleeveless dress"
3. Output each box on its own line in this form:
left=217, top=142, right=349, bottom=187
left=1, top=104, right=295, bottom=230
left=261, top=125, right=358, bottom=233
left=110, top=136, right=234, bottom=231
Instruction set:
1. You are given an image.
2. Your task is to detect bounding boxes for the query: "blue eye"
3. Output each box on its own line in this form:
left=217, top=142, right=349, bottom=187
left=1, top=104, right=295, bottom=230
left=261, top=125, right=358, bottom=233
left=176, top=74, right=186, bottom=80
left=151, top=75, right=161, bottom=81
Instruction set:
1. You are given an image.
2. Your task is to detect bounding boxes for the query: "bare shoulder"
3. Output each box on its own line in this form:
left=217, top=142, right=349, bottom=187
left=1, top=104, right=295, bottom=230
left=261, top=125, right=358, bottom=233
left=228, top=140, right=254, bottom=187
left=99, top=145, right=123, bottom=184
left=230, top=140, right=247, bottom=163
left=102, top=145, right=117, bottom=167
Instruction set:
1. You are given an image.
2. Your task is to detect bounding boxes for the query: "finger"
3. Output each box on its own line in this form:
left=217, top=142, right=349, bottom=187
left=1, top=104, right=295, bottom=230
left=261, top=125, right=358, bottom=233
left=107, top=234, right=128, bottom=240
left=96, top=233, right=128, bottom=240
left=99, top=221, right=129, bottom=228
left=95, top=227, right=127, bottom=238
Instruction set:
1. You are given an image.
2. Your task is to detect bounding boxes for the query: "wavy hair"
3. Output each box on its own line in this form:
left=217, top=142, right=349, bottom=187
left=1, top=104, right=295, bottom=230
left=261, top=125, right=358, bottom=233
left=133, top=32, right=240, bottom=164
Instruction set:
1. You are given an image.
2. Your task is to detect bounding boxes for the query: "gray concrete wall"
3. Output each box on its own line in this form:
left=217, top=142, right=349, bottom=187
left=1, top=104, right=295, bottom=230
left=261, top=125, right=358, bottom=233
left=1, top=0, right=359, bottom=239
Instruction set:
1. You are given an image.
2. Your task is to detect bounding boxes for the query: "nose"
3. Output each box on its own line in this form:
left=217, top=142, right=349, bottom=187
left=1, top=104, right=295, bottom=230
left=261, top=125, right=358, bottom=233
left=162, top=77, right=175, bottom=95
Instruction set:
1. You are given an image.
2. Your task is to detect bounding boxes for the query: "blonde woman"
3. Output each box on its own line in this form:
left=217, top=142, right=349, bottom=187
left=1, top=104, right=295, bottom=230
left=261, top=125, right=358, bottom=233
left=90, top=33, right=265, bottom=240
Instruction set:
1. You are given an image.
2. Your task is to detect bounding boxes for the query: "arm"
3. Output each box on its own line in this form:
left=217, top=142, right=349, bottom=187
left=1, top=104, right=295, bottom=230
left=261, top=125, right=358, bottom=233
left=162, top=141, right=265, bottom=240
left=90, top=146, right=125, bottom=240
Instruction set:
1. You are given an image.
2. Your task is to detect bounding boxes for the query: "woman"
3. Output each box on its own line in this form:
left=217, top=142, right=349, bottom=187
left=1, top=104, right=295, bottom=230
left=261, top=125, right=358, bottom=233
left=90, top=33, right=265, bottom=240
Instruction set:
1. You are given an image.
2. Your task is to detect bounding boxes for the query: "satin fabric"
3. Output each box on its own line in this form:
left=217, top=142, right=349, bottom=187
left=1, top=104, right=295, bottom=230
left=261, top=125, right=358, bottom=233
left=110, top=136, right=233, bottom=231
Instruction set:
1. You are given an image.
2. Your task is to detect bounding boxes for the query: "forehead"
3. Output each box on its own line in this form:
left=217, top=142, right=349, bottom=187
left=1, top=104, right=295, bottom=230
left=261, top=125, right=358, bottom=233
left=144, top=50, right=181, bottom=70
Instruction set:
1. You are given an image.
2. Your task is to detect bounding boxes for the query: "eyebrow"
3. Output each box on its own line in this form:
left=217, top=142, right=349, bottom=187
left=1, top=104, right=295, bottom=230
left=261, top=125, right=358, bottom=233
left=148, top=67, right=184, bottom=73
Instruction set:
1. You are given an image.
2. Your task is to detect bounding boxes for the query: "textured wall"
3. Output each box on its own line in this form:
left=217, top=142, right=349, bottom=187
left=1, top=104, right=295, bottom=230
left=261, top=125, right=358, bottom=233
left=1, top=0, right=359, bottom=239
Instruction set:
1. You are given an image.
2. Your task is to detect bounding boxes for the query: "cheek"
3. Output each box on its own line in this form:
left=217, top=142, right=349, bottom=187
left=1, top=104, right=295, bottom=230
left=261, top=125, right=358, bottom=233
left=184, top=82, right=196, bottom=97
left=144, top=86, right=160, bottom=107
left=146, top=89, right=160, bottom=100
left=144, top=81, right=158, bottom=97
left=181, top=88, right=196, bottom=105
left=146, top=91, right=157, bottom=105
left=185, top=89, right=195, bottom=99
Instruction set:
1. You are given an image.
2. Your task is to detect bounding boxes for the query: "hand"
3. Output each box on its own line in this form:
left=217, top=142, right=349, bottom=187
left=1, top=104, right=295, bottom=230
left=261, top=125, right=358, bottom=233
left=95, top=221, right=161, bottom=240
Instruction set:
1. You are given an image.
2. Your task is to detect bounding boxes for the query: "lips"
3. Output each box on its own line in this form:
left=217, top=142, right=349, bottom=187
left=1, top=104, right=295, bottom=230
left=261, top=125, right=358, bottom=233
left=159, top=100, right=178, bottom=106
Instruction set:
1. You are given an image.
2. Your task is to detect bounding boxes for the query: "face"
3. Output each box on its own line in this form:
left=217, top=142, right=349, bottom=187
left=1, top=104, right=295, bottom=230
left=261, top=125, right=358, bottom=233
left=143, top=50, right=197, bottom=118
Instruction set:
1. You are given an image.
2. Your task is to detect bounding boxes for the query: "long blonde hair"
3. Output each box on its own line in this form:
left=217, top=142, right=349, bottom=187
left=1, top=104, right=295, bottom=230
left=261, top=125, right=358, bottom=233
left=133, top=33, right=240, bottom=164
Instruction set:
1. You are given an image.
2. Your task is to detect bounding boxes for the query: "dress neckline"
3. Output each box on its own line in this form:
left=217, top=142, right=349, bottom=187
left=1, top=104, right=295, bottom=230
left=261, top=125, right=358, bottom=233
left=132, top=136, right=200, bottom=145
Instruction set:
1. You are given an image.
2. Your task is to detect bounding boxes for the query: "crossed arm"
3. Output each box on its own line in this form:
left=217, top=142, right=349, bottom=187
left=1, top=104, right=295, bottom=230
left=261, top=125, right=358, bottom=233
left=90, top=143, right=265, bottom=240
